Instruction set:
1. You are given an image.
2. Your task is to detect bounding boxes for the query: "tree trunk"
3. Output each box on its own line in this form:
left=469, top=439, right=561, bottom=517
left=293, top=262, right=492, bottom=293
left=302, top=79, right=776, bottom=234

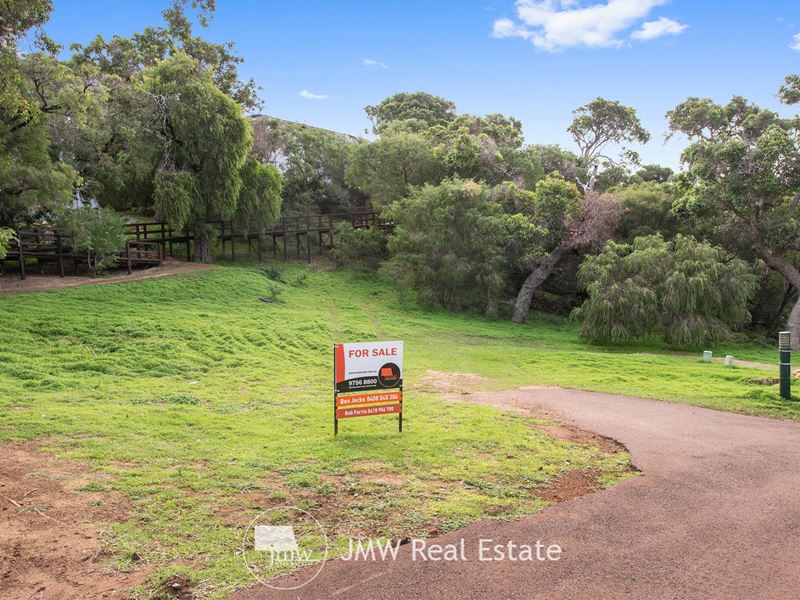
left=194, top=233, right=213, bottom=263
left=754, top=243, right=800, bottom=350
left=512, top=246, right=565, bottom=324
left=788, top=296, right=800, bottom=351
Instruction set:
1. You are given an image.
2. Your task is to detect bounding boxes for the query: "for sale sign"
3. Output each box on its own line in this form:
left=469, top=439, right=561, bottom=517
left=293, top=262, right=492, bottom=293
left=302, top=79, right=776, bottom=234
left=334, top=341, right=403, bottom=393
left=333, top=341, right=404, bottom=434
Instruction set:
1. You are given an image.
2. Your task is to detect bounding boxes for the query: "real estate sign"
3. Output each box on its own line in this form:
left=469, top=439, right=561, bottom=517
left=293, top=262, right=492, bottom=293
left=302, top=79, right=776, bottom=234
left=333, top=341, right=403, bottom=434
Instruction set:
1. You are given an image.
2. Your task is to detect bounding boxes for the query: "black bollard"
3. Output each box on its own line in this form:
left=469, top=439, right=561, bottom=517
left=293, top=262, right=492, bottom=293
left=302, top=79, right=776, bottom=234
left=779, top=331, right=791, bottom=400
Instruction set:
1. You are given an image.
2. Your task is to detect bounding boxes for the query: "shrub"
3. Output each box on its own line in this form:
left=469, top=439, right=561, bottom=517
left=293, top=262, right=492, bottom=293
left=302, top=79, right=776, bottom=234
left=330, top=222, right=387, bottom=272
left=0, top=228, right=13, bottom=261
left=383, top=179, right=506, bottom=315
left=57, top=207, right=127, bottom=276
left=573, top=234, right=757, bottom=347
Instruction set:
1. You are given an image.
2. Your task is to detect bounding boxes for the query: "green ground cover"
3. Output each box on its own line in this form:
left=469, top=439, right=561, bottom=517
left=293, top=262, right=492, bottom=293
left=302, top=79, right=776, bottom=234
left=0, top=263, right=793, bottom=597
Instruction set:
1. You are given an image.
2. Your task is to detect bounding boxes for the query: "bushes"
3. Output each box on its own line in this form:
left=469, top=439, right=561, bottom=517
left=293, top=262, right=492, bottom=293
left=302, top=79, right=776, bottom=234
left=0, top=228, right=13, bottom=261
left=573, top=234, right=757, bottom=347
left=330, top=222, right=387, bottom=271
left=383, top=179, right=506, bottom=315
left=57, top=207, right=127, bottom=275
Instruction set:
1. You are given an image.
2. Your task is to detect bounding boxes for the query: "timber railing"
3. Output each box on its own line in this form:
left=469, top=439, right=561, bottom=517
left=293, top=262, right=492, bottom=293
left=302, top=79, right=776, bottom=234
left=2, top=210, right=389, bottom=279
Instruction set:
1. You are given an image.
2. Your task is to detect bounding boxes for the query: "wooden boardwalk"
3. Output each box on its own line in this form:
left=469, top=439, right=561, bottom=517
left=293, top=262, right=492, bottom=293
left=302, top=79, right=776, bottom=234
left=2, top=211, right=388, bottom=280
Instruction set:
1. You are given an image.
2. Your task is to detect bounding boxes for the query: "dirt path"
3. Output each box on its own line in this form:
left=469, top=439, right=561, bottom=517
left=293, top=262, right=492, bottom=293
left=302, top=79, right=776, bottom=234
left=0, top=261, right=216, bottom=295
left=229, top=385, right=800, bottom=600
left=0, top=442, right=148, bottom=599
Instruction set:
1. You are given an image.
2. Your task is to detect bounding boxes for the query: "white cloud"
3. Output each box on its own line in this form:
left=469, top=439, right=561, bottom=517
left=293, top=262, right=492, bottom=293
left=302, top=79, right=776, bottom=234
left=363, top=58, right=388, bottom=68
left=299, top=90, right=328, bottom=100
left=631, top=16, right=686, bottom=40
left=791, top=33, right=800, bottom=52
left=492, top=0, right=686, bottom=51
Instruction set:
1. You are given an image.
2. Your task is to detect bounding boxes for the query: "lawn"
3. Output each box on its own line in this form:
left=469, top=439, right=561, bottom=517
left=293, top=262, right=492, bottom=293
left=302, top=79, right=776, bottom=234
left=0, top=262, right=793, bottom=598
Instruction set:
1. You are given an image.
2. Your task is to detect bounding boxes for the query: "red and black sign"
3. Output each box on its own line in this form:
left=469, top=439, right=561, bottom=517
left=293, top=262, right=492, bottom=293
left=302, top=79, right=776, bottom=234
left=333, top=341, right=404, bottom=434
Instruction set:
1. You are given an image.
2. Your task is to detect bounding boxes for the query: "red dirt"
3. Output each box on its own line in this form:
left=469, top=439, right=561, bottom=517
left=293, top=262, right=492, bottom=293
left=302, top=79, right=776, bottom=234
left=0, top=442, right=149, bottom=599
left=0, top=261, right=216, bottom=295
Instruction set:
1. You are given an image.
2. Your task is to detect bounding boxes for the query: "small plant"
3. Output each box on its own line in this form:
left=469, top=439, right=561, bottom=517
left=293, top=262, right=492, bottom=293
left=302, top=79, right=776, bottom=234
left=260, top=265, right=285, bottom=282
left=57, top=207, right=126, bottom=276
left=267, top=281, right=284, bottom=301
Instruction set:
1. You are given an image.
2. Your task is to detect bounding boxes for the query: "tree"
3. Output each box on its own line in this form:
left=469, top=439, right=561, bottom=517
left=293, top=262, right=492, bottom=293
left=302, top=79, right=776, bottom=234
left=568, top=98, right=649, bottom=193
left=384, top=179, right=506, bottom=315
left=146, top=53, right=252, bottom=262
left=69, top=0, right=258, bottom=111
left=346, top=126, right=443, bottom=208
left=574, top=234, right=757, bottom=347
left=505, top=173, right=622, bottom=324
left=614, top=182, right=683, bottom=243
left=633, top=164, right=674, bottom=184
left=0, top=1, right=80, bottom=227
left=252, top=118, right=361, bottom=216
left=365, top=92, right=456, bottom=134
left=667, top=84, right=800, bottom=348
left=235, top=156, right=283, bottom=240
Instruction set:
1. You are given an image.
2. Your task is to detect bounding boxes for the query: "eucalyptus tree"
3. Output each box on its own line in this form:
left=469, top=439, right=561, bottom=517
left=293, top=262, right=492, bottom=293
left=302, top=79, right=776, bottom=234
left=668, top=79, right=800, bottom=347
left=568, top=98, right=649, bottom=193
left=365, top=92, right=456, bottom=134
left=496, top=173, right=622, bottom=324
left=346, top=123, right=443, bottom=208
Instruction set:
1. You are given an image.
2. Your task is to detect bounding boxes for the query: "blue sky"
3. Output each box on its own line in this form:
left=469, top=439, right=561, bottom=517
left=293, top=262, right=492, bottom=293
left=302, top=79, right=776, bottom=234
left=44, top=0, right=800, bottom=168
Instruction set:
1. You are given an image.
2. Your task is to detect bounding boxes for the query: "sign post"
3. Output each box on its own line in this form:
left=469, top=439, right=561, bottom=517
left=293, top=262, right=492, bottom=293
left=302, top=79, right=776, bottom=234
left=333, top=341, right=404, bottom=435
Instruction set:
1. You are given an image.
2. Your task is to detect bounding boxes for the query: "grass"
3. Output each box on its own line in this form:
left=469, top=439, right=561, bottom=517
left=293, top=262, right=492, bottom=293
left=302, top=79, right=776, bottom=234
left=0, top=261, right=794, bottom=597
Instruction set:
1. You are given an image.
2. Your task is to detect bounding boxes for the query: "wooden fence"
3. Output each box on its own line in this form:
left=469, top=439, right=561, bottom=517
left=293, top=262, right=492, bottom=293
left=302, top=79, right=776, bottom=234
left=2, top=211, right=389, bottom=280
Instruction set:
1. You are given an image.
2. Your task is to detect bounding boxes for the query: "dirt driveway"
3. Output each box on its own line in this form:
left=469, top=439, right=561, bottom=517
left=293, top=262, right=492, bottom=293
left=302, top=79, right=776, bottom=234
left=229, top=385, right=800, bottom=600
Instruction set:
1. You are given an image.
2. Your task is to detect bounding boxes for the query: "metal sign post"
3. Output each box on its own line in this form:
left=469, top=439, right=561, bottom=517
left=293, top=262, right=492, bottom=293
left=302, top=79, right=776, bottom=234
left=780, top=331, right=791, bottom=400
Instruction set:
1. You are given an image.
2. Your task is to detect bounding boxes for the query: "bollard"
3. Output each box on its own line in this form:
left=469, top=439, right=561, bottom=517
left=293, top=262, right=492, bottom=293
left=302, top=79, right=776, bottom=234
left=780, top=331, right=792, bottom=400
left=724, top=355, right=734, bottom=366
left=703, top=351, right=713, bottom=363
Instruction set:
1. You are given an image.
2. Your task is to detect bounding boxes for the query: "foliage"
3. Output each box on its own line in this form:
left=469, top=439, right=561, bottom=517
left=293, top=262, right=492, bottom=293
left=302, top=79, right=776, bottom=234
left=501, top=173, right=622, bottom=324
left=146, top=53, right=252, bottom=262
left=69, top=0, right=258, bottom=110
left=667, top=85, right=800, bottom=347
left=365, top=91, right=456, bottom=134
left=384, top=179, right=506, bottom=314
left=56, top=206, right=127, bottom=275
left=236, top=156, right=282, bottom=233
left=0, top=228, right=14, bottom=260
left=632, top=164, right=674, bottom=184
left=575, top=234, right=757, bottom=347
left=330, top=222, right=387, bottom=271
left=346, top=126, right=443, bottom=207
left=251, top=117, right=360, bottom=215
left=614, top=182, right=683, bottom=243
left=0, top=4, right=81, bottom=227
left=568, top=98, right=649, bottom=192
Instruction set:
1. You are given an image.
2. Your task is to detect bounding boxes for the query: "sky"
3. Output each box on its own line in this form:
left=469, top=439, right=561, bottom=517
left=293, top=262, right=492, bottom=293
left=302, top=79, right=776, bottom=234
left=42, top=0, right=800, bottom=169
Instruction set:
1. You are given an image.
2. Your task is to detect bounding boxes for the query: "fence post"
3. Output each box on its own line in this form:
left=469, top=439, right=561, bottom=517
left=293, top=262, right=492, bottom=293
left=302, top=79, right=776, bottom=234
left=56, top=232, right=65, bottom=277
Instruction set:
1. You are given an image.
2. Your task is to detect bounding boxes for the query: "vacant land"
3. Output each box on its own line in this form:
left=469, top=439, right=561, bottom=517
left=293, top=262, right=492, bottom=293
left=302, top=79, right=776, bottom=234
left=0, top=263, right=790, bottom=598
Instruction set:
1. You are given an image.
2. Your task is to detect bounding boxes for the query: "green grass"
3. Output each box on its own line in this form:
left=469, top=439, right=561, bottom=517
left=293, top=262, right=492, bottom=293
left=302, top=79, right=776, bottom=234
left=0, top=262, right=794, bottom=597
